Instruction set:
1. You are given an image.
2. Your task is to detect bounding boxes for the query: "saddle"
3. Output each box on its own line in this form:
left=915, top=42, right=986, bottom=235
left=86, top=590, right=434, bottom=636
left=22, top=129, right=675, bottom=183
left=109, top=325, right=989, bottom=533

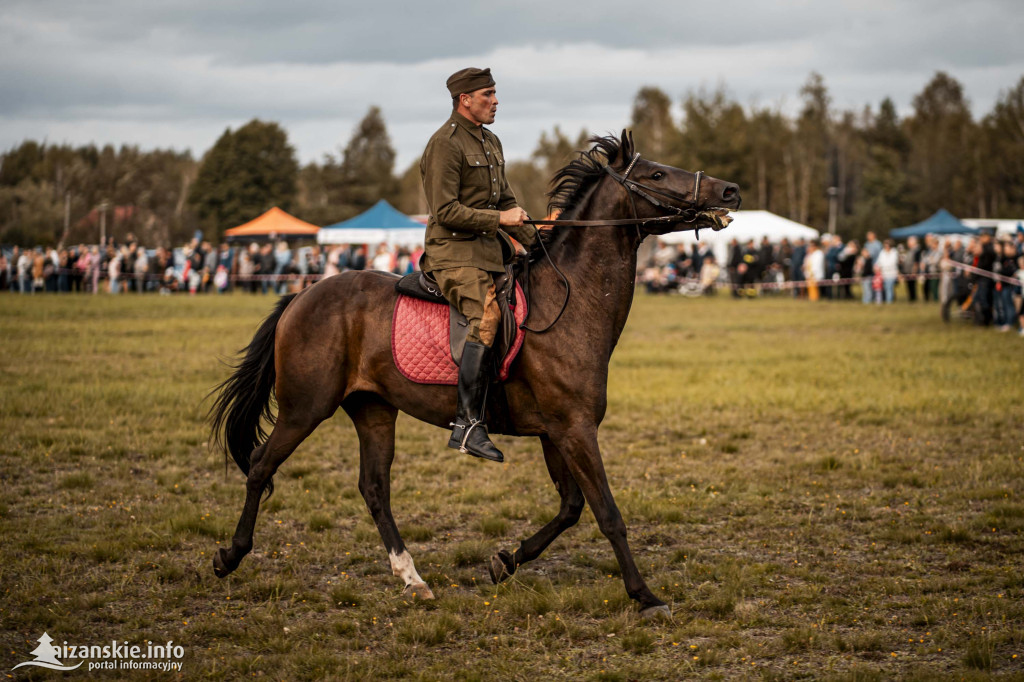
left=394, top=263, right=521, bottom=366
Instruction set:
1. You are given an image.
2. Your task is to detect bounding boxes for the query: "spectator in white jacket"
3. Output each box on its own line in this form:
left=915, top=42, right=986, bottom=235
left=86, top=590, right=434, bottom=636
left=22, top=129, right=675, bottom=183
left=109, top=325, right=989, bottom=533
left=875, top=239, right=900, bottom=304
left=803, top=240, right=826, bottom=301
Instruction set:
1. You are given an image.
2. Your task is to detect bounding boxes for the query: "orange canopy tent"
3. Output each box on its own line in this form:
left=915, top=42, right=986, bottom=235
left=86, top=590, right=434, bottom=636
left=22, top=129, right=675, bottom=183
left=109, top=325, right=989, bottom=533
left=223, top=207, right=320, bottom=241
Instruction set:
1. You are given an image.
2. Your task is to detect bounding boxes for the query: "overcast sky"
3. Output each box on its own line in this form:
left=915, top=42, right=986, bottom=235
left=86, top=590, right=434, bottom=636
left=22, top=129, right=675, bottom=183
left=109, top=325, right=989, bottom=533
left=2, top=0, right=1022, bottom=170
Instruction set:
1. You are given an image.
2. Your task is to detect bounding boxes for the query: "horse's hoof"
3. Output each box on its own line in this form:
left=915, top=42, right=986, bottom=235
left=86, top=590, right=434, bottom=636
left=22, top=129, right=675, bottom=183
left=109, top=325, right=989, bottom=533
left=488, top=550, right=515, bottom=584
left=405, top=582, right=435, bottom=600
left=639, top=604, right=672, bottom=621
left=212, top=548, right=234, bottom=578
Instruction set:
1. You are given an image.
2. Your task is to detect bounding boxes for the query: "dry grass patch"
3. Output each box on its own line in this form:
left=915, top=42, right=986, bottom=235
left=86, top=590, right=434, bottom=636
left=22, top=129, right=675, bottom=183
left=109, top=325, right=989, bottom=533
left=0, top=293, right=1022, bottom=679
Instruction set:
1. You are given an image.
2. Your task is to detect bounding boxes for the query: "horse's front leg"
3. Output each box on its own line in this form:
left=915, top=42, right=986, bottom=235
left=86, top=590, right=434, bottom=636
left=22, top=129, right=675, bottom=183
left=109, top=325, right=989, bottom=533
left=489, top=436, right=585, bottom=583
left=549, top=422, right=670, bottom=619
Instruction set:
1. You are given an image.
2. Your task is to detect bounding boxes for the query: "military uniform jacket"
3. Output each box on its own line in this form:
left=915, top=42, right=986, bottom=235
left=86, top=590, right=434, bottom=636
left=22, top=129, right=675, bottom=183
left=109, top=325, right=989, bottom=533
left=420, top=112, right=535, bottom=273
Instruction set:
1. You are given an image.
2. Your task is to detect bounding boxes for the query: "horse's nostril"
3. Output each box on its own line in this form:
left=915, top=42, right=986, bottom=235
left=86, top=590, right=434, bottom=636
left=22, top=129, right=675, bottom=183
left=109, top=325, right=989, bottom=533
left=723, top=185, right=737, bottom=199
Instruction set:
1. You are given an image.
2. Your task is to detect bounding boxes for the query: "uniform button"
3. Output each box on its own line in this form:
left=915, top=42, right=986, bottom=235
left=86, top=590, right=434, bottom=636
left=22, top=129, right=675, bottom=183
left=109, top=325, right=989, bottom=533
left=489, top=165, right=493, bottom=168
left=492, top=178, right=496, bottom=181
left=452, top=232, right=457, bottom=236
left=451, top=123, right=455, bottom=127
left=486, top=151, right=490, bottom=155
left=492, top=192, right=496, bottom=195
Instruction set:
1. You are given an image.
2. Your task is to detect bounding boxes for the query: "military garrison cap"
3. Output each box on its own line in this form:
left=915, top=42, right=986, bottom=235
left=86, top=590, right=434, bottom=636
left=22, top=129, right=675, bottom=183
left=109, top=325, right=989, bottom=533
left=446, top=67, right=495, bottom=97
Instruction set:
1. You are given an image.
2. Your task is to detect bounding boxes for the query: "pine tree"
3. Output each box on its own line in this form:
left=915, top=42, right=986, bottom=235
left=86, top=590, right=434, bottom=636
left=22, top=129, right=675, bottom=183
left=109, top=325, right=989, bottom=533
left=906, top=72, right=976, bottom=218
left=678, top=87, right=751, bottom=195
left=339, top=106, right=398, bottom=212
left=630, top=86, right=679, bottom=162
left=848, top=98, right=913, bottom=235
left=188, top=119, right=298, bottom=239
left=393, top=161, right=427, bottom=216
left=747, top=106, right=791, bottom=213
left=979, top=76, right=1024, bottom=216
left=788, top=72, right=832, bottom=228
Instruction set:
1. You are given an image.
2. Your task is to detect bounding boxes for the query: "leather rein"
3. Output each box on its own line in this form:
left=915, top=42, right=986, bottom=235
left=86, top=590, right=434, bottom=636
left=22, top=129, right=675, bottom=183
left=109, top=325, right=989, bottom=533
left=519, top=153, right=709, bottom=334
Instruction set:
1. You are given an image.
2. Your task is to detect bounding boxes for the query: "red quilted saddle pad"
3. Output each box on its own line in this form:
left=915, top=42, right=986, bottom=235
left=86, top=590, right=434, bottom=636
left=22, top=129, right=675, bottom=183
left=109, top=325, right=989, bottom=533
left=392, top=283, right=527, bottom=385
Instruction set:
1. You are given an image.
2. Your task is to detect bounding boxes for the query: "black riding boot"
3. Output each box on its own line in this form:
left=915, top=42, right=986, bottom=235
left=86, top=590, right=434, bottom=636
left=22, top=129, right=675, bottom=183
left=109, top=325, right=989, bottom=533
left=448, top=341, right=504, bottom=462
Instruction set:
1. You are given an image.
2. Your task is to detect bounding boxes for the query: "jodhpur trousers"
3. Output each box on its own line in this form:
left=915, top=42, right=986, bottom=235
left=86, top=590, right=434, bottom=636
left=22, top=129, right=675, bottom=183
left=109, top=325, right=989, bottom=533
left=431, top=266, right=500, bottom=347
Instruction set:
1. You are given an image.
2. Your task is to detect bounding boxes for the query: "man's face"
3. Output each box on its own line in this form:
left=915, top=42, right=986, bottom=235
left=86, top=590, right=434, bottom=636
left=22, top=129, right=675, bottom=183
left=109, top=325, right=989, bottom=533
left=461, top=87, right=498, bottom=125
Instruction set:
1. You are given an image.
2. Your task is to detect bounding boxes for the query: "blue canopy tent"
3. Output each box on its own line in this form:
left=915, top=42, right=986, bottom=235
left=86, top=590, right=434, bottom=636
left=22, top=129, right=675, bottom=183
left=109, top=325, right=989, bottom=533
left=317, top=200, right=425, bottom=247
left=890, top=209, right=977, bottom=238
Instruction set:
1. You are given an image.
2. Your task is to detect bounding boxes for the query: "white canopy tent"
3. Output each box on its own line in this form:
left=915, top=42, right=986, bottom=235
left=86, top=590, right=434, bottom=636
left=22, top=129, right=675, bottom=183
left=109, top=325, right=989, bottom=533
left=658, top=210, right=820, bottom=265
left=961, top=218, right=1024, bottom=237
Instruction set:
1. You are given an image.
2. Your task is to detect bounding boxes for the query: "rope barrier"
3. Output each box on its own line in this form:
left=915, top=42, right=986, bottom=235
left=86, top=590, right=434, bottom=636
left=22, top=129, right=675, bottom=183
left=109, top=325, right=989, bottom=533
left=941, top=259, right=1022, bottom=287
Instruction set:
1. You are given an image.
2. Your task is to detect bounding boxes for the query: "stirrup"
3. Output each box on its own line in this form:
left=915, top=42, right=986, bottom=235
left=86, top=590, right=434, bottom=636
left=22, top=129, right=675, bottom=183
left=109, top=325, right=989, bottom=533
left=458, top=420, right=482, bottom=453
left=448, top=419, right=503, bottom=462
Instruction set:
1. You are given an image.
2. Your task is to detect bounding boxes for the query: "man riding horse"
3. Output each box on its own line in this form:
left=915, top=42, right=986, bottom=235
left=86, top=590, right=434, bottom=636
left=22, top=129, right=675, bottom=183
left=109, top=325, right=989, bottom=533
left=420, top=67, right=537, bottom=463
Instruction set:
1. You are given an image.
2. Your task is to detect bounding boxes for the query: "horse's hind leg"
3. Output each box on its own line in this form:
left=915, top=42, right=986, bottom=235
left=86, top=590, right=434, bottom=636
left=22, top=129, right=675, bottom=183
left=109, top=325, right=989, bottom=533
left=489, top=436, right=585, bottom=583
left=347, top=396, right=434, bottom=600
left=213, top=412, right=322, bottom=578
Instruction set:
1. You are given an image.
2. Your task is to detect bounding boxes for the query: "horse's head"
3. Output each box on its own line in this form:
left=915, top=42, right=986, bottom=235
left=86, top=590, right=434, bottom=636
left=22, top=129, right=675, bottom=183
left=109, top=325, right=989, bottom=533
left=605, top=129, right=741, bottom=235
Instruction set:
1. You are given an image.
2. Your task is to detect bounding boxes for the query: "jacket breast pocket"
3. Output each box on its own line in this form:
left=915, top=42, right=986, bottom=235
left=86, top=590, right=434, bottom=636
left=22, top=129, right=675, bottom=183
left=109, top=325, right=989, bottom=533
left=462, top=153, right=492, bottom=205
left=465, top=153, right=489, bottom=173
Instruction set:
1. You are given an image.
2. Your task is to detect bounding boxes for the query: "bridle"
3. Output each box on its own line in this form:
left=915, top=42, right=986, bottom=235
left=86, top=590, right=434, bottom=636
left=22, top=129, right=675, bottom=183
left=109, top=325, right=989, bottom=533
left=519, top=152, right=715, bottom=334
left=523, top=152, right=709, bottom=239
left=604, top=152, right=703, bottom=233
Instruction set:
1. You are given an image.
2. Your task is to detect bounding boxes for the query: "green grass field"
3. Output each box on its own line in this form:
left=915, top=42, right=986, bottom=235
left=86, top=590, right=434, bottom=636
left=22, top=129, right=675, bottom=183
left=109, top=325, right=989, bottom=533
left=1, top=291, right=1022, bottom=680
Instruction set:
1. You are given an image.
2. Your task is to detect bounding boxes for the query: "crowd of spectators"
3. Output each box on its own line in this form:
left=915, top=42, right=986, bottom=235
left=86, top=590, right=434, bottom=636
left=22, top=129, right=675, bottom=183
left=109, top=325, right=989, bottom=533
left=639, top=230, right=1024, bottom=333
left=0, top=235, right=425, bottom=296
left=4, top=229, right=1023, bottom=335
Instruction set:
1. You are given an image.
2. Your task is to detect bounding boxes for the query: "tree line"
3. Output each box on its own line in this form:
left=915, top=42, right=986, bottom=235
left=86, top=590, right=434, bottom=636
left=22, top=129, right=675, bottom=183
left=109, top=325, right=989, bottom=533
left=2, top=71, right=1022, bottom=248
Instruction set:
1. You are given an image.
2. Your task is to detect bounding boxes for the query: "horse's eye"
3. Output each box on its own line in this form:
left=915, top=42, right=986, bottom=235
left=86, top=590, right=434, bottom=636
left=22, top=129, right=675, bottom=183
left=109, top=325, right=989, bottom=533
left=651, top=172, right=664, bottom=181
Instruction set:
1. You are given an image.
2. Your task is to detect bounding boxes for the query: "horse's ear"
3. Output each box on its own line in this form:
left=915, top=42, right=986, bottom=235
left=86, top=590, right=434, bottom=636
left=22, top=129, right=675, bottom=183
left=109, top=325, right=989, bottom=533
left=618, top=129, right=634, bottom=165
left=610, top=129, right=626, bottom=167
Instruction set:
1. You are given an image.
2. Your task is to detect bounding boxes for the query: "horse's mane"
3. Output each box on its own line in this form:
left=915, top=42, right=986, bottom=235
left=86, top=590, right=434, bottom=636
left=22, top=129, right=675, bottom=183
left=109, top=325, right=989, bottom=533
left=546, top=135, right=621, bottom=218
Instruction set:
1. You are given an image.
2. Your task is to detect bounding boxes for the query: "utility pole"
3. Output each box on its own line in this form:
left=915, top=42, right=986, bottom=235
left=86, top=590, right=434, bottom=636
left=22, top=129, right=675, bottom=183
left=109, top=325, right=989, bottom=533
left=826, top=186, right=838, bottom=238
left=59, top=192, right=70, bottom=248
left=99, top=199, right=110, bottom=248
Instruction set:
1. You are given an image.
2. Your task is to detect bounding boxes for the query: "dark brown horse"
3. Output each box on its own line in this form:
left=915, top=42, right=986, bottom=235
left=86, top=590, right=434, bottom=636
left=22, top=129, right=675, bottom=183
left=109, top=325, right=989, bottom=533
left=209, top=131, right=740, bottom=619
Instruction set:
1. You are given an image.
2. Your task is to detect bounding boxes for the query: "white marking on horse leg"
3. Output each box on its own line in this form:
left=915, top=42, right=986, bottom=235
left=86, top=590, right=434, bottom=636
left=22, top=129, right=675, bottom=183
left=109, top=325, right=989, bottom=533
left=389, top=550, right=434, bottom=600
left=389, top=549, right=424, bottom=584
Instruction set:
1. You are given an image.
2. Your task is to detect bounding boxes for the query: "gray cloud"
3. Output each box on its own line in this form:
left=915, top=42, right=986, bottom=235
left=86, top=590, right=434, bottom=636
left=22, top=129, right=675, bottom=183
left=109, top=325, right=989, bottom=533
left=1, top=0, right=1022, bottom=167
left=2, top=0, right=858, bottom=65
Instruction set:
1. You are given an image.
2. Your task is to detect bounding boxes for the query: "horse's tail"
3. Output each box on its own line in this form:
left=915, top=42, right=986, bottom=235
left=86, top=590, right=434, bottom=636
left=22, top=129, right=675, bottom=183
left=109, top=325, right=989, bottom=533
left=208, top=294, right=296, bottom=496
